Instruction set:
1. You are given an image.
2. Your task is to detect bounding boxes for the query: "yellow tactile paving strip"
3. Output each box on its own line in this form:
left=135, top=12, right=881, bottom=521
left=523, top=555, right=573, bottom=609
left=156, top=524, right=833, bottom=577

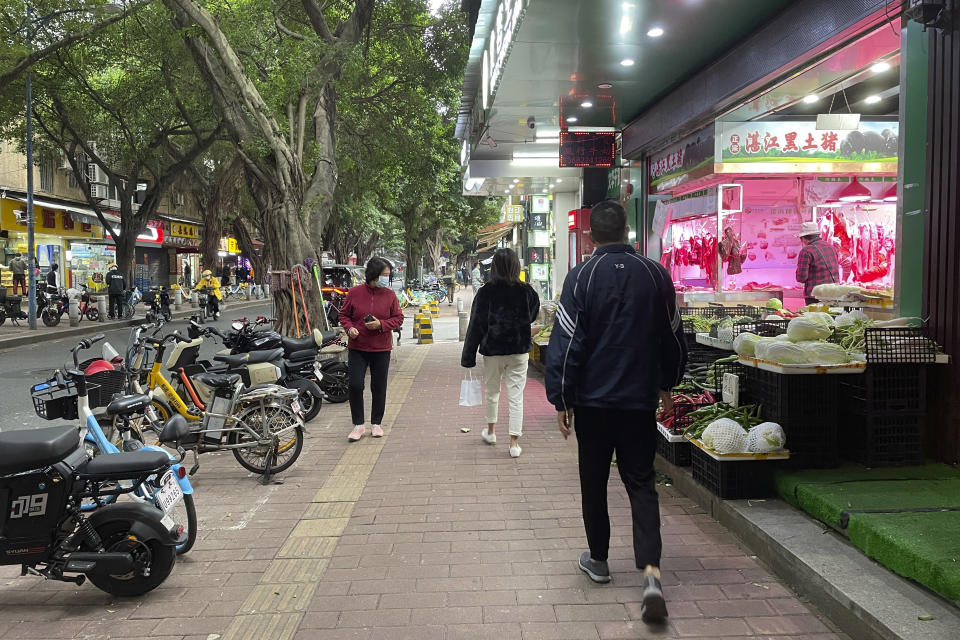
left=221, top=346, right=428, bottom=639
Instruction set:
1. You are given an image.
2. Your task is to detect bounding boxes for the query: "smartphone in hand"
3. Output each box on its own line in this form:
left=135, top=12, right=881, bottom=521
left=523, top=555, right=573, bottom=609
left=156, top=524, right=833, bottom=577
left=364, top=314, right=375, bottom=323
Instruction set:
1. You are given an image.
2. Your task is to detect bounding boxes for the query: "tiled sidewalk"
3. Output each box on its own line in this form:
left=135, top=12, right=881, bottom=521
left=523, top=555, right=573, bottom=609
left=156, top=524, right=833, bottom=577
left=0, top=341, right=844, bottom=640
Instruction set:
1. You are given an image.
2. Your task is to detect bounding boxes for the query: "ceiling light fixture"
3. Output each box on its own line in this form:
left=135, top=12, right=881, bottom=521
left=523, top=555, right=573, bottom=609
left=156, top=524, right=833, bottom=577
left=619, top=16, right=632, bottom=35
left=509, top=184, right=515, bottom=189
left=837, top=177, right=872, bottom=202
left=504, top=190, right=510, bottom=194
left=511, top=158, right=560, bottom=167
left=566, top=116, right=578, bottom=123
left=620, top=58, right=635, bottom=67
left=556, top=178, right=563, bottom=183
left=864, top=95, right=882, bottom=104
left=598, top=83, right=613, bottom=89
left=802, top=94, right=819, bottom=104
left=549, top=183, right=555, bottom=188
left=512, top=178, right=519, bottom=183
left=581, top=101, right=593, bottom=108
left=871, top=61, right=891, bottom=73
left=647, top=27, right=664, bottom=37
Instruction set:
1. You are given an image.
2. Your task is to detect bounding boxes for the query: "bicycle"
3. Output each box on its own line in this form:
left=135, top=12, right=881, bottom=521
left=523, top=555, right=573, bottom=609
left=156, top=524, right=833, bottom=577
left=31, top=334, right=197, bottom=554
left=124, top=324, right=306, bottom=479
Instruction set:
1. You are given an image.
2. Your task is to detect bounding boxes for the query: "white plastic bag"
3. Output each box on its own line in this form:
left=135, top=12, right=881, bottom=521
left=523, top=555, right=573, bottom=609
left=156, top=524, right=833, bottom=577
left=459, top=371, right=483, bottom=407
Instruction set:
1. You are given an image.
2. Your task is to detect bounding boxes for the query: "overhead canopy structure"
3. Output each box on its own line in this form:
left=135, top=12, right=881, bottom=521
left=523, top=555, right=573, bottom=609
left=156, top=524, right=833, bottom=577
left=475, top=221, right=515, bottom=249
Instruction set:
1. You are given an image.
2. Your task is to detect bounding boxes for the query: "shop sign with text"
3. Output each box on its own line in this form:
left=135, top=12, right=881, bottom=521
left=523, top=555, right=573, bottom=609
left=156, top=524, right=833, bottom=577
left=170, top=222, right=199, bottom=239
left=481, top=0, right=528, bottom=109
left=648, top=125, right=715, bottom=191
left=501, top=204, right=523, bottom=223
left=716, top=121, right=899, bottom=164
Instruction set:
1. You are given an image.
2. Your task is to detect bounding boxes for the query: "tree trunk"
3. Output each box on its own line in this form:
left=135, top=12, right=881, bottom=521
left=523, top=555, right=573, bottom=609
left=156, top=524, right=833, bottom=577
left=232, top=218, right=265, bottom=284
left=115, top=229, right=138, bottom=288
left=303, top=84, right=338, bottom=249
left=200, top=205, right=222, bottom=274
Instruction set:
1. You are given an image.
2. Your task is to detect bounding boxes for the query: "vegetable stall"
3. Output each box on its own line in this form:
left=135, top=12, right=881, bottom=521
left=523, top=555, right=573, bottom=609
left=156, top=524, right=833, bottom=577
left=658, top=299, right=946, bottom=499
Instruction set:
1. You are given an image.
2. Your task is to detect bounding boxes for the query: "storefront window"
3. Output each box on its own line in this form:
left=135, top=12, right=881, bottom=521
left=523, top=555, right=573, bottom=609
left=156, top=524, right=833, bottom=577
left=69, top=242, right=115, bottom=291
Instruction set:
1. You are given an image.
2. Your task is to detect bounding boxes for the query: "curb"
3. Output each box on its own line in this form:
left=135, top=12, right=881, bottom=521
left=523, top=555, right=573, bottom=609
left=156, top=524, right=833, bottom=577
left=655, top=456, right=960, bottom=640
left=0, top=298, right=271, bottom=351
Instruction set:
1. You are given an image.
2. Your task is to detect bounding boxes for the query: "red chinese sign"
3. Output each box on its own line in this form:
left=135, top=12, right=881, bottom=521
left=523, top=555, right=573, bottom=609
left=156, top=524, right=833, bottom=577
left=717, top=121, right=899, bottom=164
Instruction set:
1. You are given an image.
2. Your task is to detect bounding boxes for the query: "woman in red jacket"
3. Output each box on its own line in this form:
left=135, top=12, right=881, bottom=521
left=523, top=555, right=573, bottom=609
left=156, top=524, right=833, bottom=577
left=340, top=257, right=405, bottom=441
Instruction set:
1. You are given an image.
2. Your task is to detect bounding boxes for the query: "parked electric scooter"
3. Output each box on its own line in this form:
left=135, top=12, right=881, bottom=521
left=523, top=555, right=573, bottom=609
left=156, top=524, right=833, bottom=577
left=0, top=288, right=27, bottom=325
left=144, top=287, right=172, bottom=324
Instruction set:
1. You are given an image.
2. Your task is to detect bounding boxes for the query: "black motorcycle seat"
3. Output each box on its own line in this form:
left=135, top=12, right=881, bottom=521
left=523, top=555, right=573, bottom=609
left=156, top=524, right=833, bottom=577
left=105, top=393, right=152, bottom=416
left=193, top=372, right=242, bottom=388
left=214, top=348, right=283, bottom=367
left=319, top=330, right=339, bottom=345
left=288, top=349, right=318, bottom=362
left=281, top=334, right=316, bottom=353
left=0, top=426, right=79, bottom=475
left=158, top=414, right=190, bottom=443
left=80, top=450, right=170, bottom=477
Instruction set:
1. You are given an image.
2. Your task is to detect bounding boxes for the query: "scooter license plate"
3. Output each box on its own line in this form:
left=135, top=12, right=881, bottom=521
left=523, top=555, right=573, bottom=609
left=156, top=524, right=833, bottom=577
left=156, top=472, right=183, bottom=514
left=291, top=400, right=302, bottom=414
left=313, top=363, right=323, bottom=381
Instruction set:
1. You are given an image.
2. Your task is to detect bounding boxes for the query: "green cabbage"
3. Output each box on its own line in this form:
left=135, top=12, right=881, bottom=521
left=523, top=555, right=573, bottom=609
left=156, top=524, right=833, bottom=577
left=787, top=315, right=833, bottom=342
left=747, top=422, right=786, bottom=453
left=765, top=298, right=783, bottom=310
left=733, top=332, right=762, bottom=357
left=798, top=341, right=850, bottom=364
left=701, top=419, right=748, bottom=454
left=763, top=342, right=810, bottom=364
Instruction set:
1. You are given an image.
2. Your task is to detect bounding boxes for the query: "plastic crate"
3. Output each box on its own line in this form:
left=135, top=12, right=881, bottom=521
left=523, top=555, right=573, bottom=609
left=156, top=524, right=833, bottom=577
left=839, top=411, right=925, bottom=467
left=687, top=342, right=721, bottom=367
left=679, top=306, right=722, bottom=317
left=711, top=359, right=746, bottom=394
left=741, top=367, right=840, bottom=467
left=733, top=304, right=764, bottom=318
left=732, top=318, right=788, bottom=338
left=659, top=400, right=701, bottom=436
left=656, top=434, right=692, bottom=466
left=840, top=365, right=927, bottom=414
left=86, top=370, right=128, bottom=409
left=30, top=379, right=81, bottom=421
left=691, top=446, right=780, bottom=499
left=864, top=328, right=937, bottom=364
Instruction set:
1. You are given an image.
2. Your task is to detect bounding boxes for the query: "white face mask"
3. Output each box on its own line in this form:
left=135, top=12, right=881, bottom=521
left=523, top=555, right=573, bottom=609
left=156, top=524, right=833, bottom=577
left=377, top=275, right=390, bottom=288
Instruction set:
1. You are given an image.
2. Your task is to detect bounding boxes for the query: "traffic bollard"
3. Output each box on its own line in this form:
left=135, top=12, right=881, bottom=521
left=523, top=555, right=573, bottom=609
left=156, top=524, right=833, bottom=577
left=97, top=295, right=107, bottom=322
left=457, top=298, right=464, bottom=313
left=190, top=291, right=197, bottom=307
left=458, top=311, right=468, bottom=342
left=174, top=288, right=183, bottom=311
left=68, top=297, right=80, bottom=327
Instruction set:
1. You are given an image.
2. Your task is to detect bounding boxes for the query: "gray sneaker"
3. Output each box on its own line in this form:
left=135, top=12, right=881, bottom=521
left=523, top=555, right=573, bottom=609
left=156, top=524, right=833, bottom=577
left=640, top=572, right=668, bottom=622
left=578, top=551, right=611, bottom=583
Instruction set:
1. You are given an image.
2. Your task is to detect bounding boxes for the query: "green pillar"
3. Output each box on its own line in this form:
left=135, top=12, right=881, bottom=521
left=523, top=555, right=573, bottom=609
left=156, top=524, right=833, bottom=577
left=897, top=19, right=928, bottom=318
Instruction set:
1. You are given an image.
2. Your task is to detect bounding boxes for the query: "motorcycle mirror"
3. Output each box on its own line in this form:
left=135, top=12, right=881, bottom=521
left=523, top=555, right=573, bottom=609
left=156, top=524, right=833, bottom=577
left=231, top=321, right=244, bottom=332
left=102, top=341, right=120, bottom=362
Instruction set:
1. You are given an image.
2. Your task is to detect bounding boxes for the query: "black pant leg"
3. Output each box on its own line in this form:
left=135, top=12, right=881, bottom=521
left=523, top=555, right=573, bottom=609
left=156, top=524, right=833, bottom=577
left=368, top=351, right=391, bottom=425
left=574, top=407, right=616, bottom=562
left=347, top=349, right=370, bottom=425
left=613, top=410, right=662, bottom=569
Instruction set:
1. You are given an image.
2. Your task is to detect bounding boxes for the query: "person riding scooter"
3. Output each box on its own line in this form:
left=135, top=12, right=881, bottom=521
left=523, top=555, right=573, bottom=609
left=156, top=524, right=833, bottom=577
left=194, top=269, right=222, bottom=319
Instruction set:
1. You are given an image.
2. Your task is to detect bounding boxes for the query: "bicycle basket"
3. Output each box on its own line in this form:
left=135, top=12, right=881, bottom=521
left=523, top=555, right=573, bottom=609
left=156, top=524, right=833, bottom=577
left=86, top=370, right=128, bottom=410
left=30, top=378, right=83, bottom=420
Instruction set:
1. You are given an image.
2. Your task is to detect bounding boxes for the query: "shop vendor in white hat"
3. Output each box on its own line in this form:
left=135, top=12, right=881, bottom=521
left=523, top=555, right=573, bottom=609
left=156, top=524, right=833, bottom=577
left=795, top=221, right=840, bottom=305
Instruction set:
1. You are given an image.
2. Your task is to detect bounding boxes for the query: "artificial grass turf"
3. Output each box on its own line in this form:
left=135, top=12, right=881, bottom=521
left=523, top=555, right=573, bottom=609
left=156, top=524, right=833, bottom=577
left=774, top=464, right=960, bottom=602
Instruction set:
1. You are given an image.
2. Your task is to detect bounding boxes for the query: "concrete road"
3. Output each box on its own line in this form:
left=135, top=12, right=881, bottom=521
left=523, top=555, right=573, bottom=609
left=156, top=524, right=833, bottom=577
left=0, top=302, right=274, bottom=432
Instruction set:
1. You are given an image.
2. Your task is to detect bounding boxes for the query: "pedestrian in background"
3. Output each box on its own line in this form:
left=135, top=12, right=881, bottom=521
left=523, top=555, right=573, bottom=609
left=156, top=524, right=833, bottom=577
left=471, top=262, right=483, bottom=290
left=545, top=200, right=686, bottom=624
left=461, top=248, right=540, bottom=458
left=9, top=254, right=27, bottom=295
left=45, top=263, right=59, bottom=292
left=106, top=263, right=126, bottom=320
left=183, top=262, right=192, bottom=289
left=795, top=221, right=839, bottom=305
left=340, top=257, right=405, bottom=442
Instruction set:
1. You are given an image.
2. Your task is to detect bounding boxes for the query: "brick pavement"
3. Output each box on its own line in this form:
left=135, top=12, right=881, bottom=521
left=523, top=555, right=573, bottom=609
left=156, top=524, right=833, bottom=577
left=0, top=334, right=845, bottom=640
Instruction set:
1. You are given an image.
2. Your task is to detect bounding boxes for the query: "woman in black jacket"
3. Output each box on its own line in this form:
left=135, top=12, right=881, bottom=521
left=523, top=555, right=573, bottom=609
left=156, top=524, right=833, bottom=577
left=461, top=248, right=540, bottom=458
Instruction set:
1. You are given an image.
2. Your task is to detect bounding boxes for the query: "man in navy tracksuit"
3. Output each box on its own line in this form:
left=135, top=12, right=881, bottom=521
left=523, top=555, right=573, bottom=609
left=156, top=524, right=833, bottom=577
left=545, top=200, right=686, bottom=624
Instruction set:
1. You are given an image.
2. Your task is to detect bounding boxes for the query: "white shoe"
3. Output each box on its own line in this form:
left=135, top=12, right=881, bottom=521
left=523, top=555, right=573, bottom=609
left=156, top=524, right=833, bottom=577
left=481, top=428, right=496, bottom=445
left=509, top=445, right=522, bottom=458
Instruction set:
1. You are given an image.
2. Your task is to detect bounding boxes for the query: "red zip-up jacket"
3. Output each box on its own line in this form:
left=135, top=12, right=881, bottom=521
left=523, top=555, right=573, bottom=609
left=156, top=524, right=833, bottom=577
left=339, top=283, right=404, bottom=352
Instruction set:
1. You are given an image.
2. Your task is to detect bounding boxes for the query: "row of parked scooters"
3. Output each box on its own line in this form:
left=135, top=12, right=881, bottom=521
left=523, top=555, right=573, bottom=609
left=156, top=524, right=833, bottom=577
left=0, top=283, right=179, bottom=327
left=0, top=314, right=349, bottom=596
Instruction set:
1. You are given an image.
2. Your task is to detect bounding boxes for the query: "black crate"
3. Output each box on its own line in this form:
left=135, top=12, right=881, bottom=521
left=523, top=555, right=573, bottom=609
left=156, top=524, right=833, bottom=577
left=86, top=370, right=128, bottom=409
left=691, top=446, right=781, bottom=499
left=839, top=411, right=925, bottom=467
left=711, top=359, right=746, bottom=394
left=732, top=318, right=789, bottom=338
left=740, top=367, right=840, bottom=468
left=687, top=343, right=721, bottom=367
left=659, top=399, right=702, bottom=436
left=864, top=328, right=937, bottom=364
left=30, top=379, right=80, bottom=420
left=679, top=306, right=722, bottom=318
left=656, top=434, right=692, bottom=467
left=840, top=365, right=927, bottom=414
left=733, top=305, right=764, bottom=318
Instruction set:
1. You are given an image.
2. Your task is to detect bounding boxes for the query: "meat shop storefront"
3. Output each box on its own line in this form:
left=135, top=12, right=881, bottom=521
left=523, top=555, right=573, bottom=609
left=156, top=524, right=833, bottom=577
left=628, top=17, right=911, bottom=316
left=648, top=119, right=897, bottom=312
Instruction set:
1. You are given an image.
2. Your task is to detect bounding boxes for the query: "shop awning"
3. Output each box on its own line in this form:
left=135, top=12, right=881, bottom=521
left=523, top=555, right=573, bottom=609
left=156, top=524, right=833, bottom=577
left=476, top=222, right=515, bottom=249
left=159, top=213, right=204, bottom=226
left=12, top=196, right=120, bottom=225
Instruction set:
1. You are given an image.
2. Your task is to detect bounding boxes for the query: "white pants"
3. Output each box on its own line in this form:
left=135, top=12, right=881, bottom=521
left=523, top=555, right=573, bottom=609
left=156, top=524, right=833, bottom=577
left=482, top=353, right=529, bottom=437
